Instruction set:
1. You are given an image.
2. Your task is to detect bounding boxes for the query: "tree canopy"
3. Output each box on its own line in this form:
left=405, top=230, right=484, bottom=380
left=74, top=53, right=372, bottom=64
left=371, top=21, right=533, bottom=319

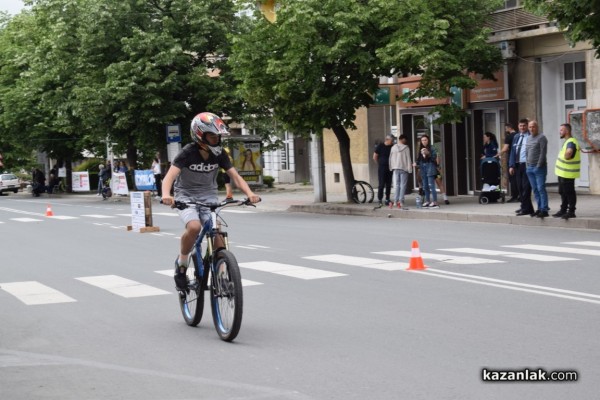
left=231, top=0, right=503, bottom=200
left=524, top=0, right=600, bottom=57
left=0, top=0, right=239, bottom=173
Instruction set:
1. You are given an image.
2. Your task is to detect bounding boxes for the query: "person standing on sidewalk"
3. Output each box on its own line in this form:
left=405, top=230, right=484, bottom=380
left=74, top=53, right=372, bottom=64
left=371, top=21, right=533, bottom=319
left=525, top=120, right=549, bottom=218
left=553, top=123, right=580, bottom=219
left=373, top=135, right=393, bottom=206
left=502, top=123, right=520, bottom=203
left=509, top=119, right=534, bottom=216
left=389, top=134, right=412, bottom=209
left=152, top=153, right=162, bottom=198
left=416, top=135, right=439, bottom=208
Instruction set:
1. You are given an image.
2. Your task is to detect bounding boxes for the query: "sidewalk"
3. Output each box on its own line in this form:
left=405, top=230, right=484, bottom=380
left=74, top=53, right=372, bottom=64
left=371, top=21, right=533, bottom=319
left=11, top=183, right=599, bottom=230
left=265, top=183, right=600, bottom=231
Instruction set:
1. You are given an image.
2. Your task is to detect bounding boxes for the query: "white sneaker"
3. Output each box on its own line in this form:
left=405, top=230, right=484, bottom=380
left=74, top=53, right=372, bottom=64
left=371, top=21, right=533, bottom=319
left=429, top=203, right=440, bottom=209
left=422, top=202, right=430, bottom=208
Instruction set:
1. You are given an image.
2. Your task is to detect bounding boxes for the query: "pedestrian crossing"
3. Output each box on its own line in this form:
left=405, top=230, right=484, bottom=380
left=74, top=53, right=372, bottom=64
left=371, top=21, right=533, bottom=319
left=0, top=209, right=255, bottom=225
left=2, top=241, right=600, bottom=306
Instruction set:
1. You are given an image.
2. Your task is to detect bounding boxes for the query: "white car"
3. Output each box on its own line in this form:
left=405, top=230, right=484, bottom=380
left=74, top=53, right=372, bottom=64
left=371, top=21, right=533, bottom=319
left=0, top=173, right=20, bottom=194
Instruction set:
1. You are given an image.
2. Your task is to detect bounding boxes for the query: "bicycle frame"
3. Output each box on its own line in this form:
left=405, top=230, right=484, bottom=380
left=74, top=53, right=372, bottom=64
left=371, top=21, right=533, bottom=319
left=191, top=206, right=229, bottom=285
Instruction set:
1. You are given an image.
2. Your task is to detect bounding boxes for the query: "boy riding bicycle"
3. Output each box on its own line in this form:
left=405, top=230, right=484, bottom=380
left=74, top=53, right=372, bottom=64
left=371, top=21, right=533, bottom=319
left=161, top=112, right=260, bottom=291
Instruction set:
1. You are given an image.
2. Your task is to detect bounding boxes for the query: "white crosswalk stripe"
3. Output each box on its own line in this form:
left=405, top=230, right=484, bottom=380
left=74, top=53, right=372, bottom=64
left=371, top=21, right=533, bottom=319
left=563, top=241, right=600, bottom=247
left=239, top=261, right=346, bottom=280
left=503, top=244, right=600, bottom=257
left=373, top=250, right=504, bottom=264
left=437, top=248, right=578, bottom=262
left=76, top=275, right=170, bottom=298
left=11, top=218, right=43, bottom=223
left=0, top=281, right=76, bottom=305
left=48, top=216, right=79, bottom=220
left=154, top=270, right=263, bottom=286
left=81, top=214, right=116, bottom=219
left=303, top=254, right=408, bottom=271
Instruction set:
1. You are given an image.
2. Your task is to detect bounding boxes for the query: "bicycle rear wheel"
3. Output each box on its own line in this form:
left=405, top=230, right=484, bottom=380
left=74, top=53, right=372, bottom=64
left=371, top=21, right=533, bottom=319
left=351, top=181, right=367, bottom=204
left=178, top=253, right=206, bottom=326
left=358, top=180, right=375, bottom=203
left=210, top=250, right=243, bottom=342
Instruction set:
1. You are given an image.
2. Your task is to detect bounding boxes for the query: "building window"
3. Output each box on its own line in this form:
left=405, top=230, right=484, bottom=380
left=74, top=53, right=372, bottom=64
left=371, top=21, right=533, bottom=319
left=563, top=61, right=586, bottom=120
left=280, top=131, right=291, bottom=170
left=564, top=61, right=586, bottom=101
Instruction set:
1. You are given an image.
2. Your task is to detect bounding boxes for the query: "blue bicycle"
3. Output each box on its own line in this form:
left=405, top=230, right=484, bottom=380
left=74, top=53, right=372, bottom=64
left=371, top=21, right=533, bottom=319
left=172, top=198, right=256, bottom=342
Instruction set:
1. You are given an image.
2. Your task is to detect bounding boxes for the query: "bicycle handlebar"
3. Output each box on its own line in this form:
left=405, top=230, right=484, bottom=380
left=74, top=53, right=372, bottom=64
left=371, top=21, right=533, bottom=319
left=164, top=198, right=260, bottom=211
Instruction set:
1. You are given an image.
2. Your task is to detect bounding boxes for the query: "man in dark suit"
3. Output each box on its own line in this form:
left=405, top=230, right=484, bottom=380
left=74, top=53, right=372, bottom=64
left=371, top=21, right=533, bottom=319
left=508, top=119, right=534, bottom=216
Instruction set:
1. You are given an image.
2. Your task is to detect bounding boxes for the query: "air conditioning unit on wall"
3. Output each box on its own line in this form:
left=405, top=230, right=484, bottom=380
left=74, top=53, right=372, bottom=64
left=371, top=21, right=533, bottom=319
left=498, top=40, right=517, bottom=59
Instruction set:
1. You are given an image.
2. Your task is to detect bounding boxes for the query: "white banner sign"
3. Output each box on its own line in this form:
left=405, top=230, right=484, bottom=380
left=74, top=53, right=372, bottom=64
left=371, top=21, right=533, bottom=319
left=130, top=192, right=146, bottom=232
left=72, top=171, right=90, bottom=192
left=111, top=172, right=129, bottom=195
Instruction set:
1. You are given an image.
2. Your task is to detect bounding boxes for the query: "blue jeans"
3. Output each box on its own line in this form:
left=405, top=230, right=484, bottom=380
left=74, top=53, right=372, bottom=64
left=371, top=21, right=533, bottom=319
left=392, top=169, right=409, bottom=204
left=422, top=174, right=437, bottom=203
left=526, top=165, right=548, bottom=212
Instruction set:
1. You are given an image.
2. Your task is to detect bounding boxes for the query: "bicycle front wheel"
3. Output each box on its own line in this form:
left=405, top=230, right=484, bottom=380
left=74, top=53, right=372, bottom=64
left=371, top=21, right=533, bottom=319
left=178, top=253, right=205, bottom=327
left=210, top=250, right=243, bottom=342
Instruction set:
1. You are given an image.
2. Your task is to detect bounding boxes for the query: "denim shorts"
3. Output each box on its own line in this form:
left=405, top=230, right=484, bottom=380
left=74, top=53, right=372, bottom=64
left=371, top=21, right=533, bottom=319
left=178, top=206, right=210, bottom=227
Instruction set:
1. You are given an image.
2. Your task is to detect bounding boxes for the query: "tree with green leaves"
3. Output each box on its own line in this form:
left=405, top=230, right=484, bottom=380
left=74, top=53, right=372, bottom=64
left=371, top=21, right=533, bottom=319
left=231, top=0, right=503, bottom=201
left=524, top=0, right=600, bottom=57
left=1, top=0, right=241, bottom=180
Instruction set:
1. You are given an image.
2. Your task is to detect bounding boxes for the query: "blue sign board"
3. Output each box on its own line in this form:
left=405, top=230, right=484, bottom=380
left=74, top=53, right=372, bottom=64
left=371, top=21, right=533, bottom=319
left=166, top=124, right=182, bottom=143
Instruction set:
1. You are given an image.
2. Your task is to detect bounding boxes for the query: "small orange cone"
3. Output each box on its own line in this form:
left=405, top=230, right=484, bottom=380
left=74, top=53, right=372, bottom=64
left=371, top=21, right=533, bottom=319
left=45, top=204, right=54, bottom=217
left=406, top=240, right=426, bottom=270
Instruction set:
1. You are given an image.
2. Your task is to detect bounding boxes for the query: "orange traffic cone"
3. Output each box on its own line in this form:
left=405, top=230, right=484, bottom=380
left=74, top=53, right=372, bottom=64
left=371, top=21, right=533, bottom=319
left=406, top=240, right=426, bottom=270
left=45, top=204, right=54, bottom=217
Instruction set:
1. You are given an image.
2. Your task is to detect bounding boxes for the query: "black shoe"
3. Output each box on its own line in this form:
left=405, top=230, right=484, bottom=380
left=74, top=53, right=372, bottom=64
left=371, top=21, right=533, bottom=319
left=552, top=211, right=566, bottom=218
left=516, top=211, right=533, bottom=216
left=530, top=210, right=539, bottom=218
left=515, top=209, right=522, bottom=214
left=174, top=259, right=188, bottom=292
left=561, top=212, right=576, bottom=220
left=536, top=211, right=549, bottom=218
left=444, top=199, right=450, bottom=205
left=506, top=197, right=518, bottom=203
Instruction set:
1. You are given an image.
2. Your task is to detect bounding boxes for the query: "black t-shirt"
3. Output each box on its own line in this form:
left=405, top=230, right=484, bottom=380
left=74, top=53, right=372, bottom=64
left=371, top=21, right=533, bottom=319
left=504, top=131, right=516, bottom=147
left=374, top=143, right=392, bottom=167
left=173, top=143, right=233, bottom=202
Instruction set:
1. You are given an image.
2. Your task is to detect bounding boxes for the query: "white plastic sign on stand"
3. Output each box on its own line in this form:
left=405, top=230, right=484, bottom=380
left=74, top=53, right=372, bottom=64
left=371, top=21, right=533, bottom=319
left=129, top=192, right=146, bottom=232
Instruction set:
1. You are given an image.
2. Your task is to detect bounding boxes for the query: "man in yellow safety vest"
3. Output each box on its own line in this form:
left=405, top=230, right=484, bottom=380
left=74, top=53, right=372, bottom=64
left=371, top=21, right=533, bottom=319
left=553, top=123, right=580, bottom=220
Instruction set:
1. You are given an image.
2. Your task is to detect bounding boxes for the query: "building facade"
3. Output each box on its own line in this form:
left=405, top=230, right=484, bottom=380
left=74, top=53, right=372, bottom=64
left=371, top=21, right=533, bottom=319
left=323, top=2, right=600, bottom=196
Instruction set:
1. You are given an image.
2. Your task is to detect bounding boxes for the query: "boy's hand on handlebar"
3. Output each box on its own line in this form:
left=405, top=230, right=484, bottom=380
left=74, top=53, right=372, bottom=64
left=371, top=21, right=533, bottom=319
left=161, top=196, right=174, bottom=206
left=247, top=194, right=261, bottom=204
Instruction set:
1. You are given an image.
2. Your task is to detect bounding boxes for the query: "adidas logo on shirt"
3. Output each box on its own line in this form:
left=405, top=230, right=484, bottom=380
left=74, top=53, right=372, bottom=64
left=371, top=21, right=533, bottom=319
left=188, top=163, right=219, bottom=172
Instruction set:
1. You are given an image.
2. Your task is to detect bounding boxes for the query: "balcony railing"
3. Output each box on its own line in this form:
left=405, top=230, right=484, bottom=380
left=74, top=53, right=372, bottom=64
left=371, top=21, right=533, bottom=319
left=487, top=7, right=550, bottom=33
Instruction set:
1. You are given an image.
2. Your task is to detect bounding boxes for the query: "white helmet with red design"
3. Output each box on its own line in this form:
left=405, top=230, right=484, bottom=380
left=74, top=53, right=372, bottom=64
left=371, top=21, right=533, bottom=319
left=190, top=112, right=230, bottom=155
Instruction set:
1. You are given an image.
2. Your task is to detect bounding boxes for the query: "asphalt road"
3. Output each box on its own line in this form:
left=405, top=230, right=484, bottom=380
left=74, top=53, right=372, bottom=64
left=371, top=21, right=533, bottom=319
left=1, top=195, right=599, bottom=399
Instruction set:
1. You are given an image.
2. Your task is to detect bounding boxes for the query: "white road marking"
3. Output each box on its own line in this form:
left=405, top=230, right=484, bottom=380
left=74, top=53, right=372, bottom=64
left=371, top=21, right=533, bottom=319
left=11, top=218, right=43, bottom=223
left=239, top=261, right=346, bottom=280
left=154, top=270, right=262, bottom=286
left=504, top=244, right=600, bottom=257
left=152, top=213, right=179, bottom=217
left=437, top=248, right=577, bottom=262
left=373, top=250, right=504, bottom=264
left=221, top=209, right=255, bottom=214
left=80, top=215, right=116, bottom=219
left=304, top=254, right=408, bottom=271
left=409, top=268, right=600, bottom=305
left=47, top=216, right=79, bottom=220
left=563, top=241, right=600, bottom=247
left=0, top=207, right=44, bottom=216
left=0, top=281, right=76, bottom=305
left=75, top=275, right=170, bottom=298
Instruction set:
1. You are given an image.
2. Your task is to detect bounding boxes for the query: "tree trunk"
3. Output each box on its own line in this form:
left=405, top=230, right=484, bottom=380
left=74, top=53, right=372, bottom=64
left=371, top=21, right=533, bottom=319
left=126, top=135, right=137, bottom=171
left=331, top=125, right=355, bottom=202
